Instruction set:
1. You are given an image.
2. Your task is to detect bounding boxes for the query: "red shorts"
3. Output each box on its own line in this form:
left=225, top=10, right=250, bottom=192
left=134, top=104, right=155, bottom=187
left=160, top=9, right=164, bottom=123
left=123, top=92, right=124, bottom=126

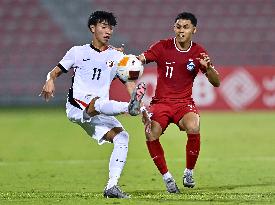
left=149, top=99, right=199, bottom=132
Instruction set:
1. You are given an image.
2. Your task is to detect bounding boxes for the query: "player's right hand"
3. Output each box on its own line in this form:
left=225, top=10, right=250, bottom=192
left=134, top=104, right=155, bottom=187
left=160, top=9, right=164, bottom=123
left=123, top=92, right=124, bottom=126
left=141, top=107, right=152, bottom=134
left=197, top=52, right=212, bottom=69
left=39, top=80, right=55, bottom=102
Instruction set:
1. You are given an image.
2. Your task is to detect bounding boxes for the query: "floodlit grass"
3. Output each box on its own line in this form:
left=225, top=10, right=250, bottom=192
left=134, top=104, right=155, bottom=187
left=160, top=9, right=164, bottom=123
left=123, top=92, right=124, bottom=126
left=0, top=108, right=275, bottom=204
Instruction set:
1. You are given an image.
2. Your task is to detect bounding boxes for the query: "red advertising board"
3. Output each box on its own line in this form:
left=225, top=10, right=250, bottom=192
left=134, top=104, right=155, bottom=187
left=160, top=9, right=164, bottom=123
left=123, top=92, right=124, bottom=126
left=110, top=66, right=275, bottom=110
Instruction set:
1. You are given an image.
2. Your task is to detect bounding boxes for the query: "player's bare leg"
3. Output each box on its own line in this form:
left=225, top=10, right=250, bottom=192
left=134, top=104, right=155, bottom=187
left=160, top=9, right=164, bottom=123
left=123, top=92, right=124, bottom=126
left=178, top=112, right=200, bottom=188
left=85, top=82, right=146, bottom=117
left=85, top=97, right=129, bottom=117
left=128, top=82, right=146, bottom=116
left=102, top=127, right=130, bottom=199
left=145, top=121, right=180, bottom=193
left=141, top=106, right=152, bottom=134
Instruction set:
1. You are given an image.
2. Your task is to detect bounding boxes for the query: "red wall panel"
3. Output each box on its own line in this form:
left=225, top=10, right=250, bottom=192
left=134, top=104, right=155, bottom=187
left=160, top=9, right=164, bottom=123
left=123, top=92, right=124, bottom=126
left=110, top=66, right=275, bottom=110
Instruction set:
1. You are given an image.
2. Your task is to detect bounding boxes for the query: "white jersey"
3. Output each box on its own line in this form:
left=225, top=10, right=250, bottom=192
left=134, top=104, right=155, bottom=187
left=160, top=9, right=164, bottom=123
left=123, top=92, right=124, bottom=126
left=59, top=44, right=124, bottom=107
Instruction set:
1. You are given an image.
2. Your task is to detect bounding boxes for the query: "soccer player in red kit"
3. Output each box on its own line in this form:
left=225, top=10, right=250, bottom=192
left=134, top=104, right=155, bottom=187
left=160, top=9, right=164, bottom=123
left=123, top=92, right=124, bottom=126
left=138, top=12, right=220, bottom=193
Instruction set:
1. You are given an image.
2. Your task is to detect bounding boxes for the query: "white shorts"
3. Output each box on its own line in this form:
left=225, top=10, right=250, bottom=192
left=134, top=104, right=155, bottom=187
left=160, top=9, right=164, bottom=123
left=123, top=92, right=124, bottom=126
left=65, top=95, right=124, bottom=145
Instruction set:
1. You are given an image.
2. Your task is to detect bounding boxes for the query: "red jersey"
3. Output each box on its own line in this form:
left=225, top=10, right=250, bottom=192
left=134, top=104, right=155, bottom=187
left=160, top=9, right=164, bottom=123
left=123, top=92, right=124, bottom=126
left=143, top=38, right=207, bottom=102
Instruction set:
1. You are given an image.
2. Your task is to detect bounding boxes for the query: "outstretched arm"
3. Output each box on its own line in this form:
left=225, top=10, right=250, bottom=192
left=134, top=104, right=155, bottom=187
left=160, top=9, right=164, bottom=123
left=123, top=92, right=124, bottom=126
left=198, top=53, right=220, bottom=87
left=39, top=66, right=63, bottom=101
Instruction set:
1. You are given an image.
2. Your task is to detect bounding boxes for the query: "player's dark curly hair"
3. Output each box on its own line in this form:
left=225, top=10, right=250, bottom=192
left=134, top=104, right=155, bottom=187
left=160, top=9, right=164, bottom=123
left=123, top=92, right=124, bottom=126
left=88, top=11, right=117, bottom=28
left=175, top=12, right=197, bottom=26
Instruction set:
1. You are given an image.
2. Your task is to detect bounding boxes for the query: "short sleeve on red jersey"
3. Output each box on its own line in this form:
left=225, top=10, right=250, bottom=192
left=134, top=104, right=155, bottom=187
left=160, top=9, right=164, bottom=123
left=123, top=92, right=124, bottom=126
left=143, top=41, right=163, bottom=64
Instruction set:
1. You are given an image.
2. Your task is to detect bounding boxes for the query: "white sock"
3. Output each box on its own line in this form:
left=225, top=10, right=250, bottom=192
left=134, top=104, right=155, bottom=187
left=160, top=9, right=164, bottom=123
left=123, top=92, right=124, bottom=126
left=106, top=131, right=129, bottom=189
left=162, top=171, right=173, bottom=181
left=184, top=168, right=193, bottom=175
left=106, top=168, right=120, bottom=189
left=94, top=99, right=128, bottom=116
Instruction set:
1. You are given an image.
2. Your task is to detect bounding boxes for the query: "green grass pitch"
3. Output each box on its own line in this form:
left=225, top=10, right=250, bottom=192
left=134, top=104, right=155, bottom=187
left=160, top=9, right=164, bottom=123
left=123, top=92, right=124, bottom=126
left=0, top=107, right=275, bottom=204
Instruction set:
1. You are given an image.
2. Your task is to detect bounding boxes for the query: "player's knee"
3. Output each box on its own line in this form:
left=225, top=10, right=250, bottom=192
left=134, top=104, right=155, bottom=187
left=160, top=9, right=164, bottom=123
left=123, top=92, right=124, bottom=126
left=145, top=131, right=160, bottom=141
left=183, top=118, right=200, bottom=133
left=113, top=131, right=129, bottom=147
left=185, top=124, right=200, bottom=133
left=146, top=123, right=162, bottom=141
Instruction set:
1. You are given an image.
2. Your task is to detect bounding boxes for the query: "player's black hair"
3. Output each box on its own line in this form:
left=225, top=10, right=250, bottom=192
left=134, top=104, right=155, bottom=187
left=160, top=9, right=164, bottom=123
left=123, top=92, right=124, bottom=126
left=175, top=12, right=197, bottom=26
left=88, top=11, right=117, bottom=28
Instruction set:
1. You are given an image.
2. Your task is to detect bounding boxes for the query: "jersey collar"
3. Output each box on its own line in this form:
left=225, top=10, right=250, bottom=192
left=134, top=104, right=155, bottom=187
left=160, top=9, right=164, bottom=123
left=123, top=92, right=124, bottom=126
left=90, top=44, right=109, bottom=52
left=173, top=37, right=192, bottom=53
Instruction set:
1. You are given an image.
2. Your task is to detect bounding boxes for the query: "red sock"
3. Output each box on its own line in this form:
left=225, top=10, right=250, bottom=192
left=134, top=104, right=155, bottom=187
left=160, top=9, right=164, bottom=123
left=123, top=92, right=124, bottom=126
left=186, top=133, right=200, bottom=169
left=146, top=139, right=168, bottom=175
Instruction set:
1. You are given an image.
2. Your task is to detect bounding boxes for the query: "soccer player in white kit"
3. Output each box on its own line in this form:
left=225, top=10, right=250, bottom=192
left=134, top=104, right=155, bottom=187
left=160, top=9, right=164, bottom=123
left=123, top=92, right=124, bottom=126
left=40, top=11, right=146, bottom=198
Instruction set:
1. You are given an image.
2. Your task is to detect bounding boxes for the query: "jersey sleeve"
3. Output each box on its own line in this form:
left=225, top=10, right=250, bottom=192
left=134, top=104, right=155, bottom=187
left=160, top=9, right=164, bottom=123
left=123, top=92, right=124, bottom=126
left=58, top=47, right=76, bottom=73
left=142, top=41, right=163, bottom=64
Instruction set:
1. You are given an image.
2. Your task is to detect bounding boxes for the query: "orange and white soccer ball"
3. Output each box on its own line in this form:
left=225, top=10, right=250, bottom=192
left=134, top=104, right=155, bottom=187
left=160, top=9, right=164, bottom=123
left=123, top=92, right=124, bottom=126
left=117, top=54, right=144, bottom=82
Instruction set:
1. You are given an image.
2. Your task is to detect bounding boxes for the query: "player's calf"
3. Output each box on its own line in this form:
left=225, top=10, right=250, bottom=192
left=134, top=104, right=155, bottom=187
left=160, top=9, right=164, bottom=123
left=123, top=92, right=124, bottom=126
left=128, top=82, right=146, bottom=116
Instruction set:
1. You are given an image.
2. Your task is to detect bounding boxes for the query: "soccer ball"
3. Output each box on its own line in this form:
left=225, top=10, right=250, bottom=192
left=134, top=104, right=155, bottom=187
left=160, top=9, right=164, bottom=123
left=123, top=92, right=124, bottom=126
left=117, top=54, right=144, bottom=82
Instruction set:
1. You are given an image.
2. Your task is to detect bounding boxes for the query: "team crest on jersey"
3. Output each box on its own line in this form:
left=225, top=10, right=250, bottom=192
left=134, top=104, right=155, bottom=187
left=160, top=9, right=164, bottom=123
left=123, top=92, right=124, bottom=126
left=106, top=60, right=114, bottom=68
left=186, top=59, right=195, bottom=71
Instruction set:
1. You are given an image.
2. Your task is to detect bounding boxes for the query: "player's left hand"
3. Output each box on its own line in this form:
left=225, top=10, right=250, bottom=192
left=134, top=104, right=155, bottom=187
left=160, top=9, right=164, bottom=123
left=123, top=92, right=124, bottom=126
left=197, top=53, right=212, bottom=70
